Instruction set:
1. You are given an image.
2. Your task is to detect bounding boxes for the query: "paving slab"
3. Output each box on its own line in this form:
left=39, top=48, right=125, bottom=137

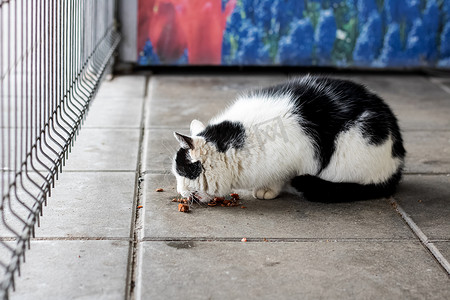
left=83, top=96, right=143, bottom=128
left=146, top=75, right=287, bottom=128
left=434, top=79, right=450, bottom=94
left=343, top=75, right=450, bottom=131
left=144, top=128, right=189, bottom=173
left=434, top=242, right=450, bottom=263
left=10, top=240, right=129, bottom=300
left=142, top=174, right=413, bottom=240
left=95, top=75, right=146, bottom=99
left=403, top=131, right=450, bottom=174
left=139, top=241, right=450, bottom=300
left=0, top=95, right=143, bottom=129
left=63, top=128, right=139, bottom=171
left=0, top=171, right=134, bottom=278
left=395, top=175, right=450, bottom=240
left=32, top=171, right=135, bottom=238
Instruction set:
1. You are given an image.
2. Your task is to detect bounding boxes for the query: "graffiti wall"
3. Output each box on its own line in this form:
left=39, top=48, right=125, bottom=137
left=137, top=0, right=450, bottom=67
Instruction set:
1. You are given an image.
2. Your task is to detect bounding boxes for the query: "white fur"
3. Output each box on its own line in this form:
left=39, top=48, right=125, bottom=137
left=190, top=119, right=206, bottom=136
left=318, top=128, right=402, bottom=184
left=318, top=111, right=402, bottom=184
left=215, top=94, right=319, bottom=185
left=173, top=92, right=402, bottom=201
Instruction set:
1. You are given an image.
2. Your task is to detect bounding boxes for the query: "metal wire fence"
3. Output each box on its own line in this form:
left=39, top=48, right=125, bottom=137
left=0, top=0, right=120, bottom=298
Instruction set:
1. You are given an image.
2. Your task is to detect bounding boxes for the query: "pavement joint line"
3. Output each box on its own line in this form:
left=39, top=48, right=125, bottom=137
left=145, top=126, right=190, bottom=130
left=0, top=126, right=140, bottom=129
left=403, top=172, right=450, bottom=176
left=389, top=198, right=450, bottom=275
left=68, top=127, right=141, bottom=131
left=139, top=169, right=450, bottom=177
left=402, top=129, right=450, bottom=132
left=140, top=237, right=417, bottom=243
left=3, top=169, right=140, bottom=173
left=78, top=127, right=141, bottom=130
left=427, top=76, right=450, bottom=95
left=62, top=170, right=137, bottom=173
left=142, top=170, right=172, bottom=175
left=125, top=75, right=150, bottom=300
left=93, top=97, right=145, bottom=100
left=0, top=237, right=132, bottom=241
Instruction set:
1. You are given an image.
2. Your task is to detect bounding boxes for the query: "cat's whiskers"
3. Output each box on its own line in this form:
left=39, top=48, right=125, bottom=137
left=189, top=192, right=209, bottom=208
left=161, top=139, right=179, bottom=173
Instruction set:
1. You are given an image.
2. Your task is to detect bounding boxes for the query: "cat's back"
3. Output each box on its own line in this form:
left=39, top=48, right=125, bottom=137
left=210, top=86, right=297, bottom=127
left=213, top=76, right=399, bottom=136
left=265, top=76, right=393, bottom=119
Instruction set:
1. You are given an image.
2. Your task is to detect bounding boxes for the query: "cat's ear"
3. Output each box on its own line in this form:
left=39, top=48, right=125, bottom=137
left=190, top=119, right=206, bottom=136
left=174, top=132, right=195, bottom=150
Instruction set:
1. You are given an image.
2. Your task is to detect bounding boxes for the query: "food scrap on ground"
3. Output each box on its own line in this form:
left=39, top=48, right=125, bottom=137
left=172, top=197, right=189, bottom=204
left=171, top=193, right=242, bottom=213
left=207, top=193, right=241, bottom=207
left=178, top=203, right=190, bottom=213
left=156, top=188, right=164, bottom=192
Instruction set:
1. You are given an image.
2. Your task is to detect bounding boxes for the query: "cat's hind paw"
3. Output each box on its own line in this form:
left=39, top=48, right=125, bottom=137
left=252, top=188, right=279, bottom=200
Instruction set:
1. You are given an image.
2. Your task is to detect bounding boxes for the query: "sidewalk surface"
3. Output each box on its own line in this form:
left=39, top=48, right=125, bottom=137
left=5, top=73, right=450, bottom=299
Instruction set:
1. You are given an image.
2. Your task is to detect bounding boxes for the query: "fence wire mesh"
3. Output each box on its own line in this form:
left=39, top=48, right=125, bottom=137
left=0, top=0, right=120, bottom=298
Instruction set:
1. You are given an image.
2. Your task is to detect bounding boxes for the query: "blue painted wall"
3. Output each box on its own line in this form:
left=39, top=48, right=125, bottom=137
left=138, top=0, right=450, bottom=67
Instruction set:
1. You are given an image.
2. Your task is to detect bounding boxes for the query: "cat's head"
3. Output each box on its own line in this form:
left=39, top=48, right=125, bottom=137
left=172, top=120, right=216, bottom=202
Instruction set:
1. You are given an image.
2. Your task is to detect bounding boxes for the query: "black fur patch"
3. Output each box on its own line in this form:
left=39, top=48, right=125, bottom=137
left=175, top=148, right=202, bottom=180
left=261, top=77, right=406, bottom=171
left=291, top=169, right=403, bottom=202
left=198, top=121, right=246, bottom=153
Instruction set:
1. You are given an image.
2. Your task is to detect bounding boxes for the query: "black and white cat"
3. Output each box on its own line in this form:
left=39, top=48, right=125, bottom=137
left=172, top=75, right=405, bottom=202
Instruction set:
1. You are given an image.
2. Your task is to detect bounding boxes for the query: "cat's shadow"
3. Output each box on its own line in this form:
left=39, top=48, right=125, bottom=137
left=188, top=191, right=365, bottom=218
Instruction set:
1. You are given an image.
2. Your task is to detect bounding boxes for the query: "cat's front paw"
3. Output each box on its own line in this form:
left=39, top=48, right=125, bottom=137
left=252, top=188, right=279, bottom=200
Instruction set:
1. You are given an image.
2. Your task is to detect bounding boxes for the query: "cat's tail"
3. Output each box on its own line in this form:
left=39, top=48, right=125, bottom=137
left=291, top=171, right=403, bottom=203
